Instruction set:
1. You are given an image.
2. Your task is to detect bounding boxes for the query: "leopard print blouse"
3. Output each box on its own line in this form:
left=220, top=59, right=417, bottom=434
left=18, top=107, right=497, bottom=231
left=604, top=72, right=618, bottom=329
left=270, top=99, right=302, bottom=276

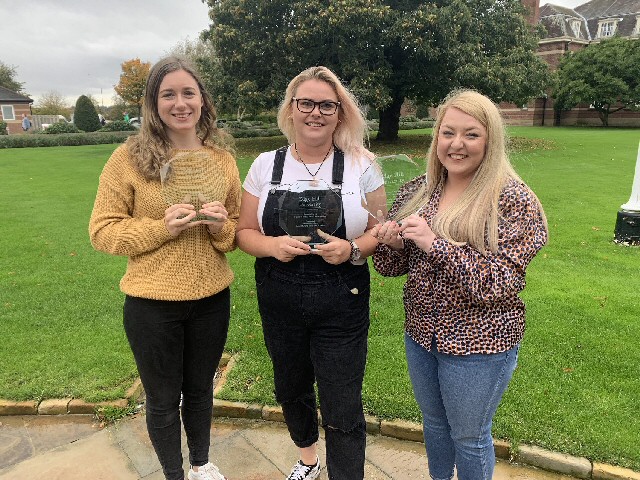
left=373, top=175, right=548, bottom=355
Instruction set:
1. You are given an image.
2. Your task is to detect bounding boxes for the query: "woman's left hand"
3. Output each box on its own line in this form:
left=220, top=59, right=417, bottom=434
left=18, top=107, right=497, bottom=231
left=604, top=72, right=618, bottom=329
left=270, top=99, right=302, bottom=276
left=194, top=201, right=228, bottom=234
left=311, top=229, right=351, bottom=265
left=399, top=214, right=436, bottom=252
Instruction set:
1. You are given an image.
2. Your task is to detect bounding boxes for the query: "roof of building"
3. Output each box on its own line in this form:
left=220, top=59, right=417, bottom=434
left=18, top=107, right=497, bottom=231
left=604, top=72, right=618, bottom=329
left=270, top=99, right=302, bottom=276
left=0, top=85, right=33, bottom=103
left=539, top=4, right=590, bottom=39
left=540, top=0, right=640, bottom=39
left=575, top=0, right=640, bottom=19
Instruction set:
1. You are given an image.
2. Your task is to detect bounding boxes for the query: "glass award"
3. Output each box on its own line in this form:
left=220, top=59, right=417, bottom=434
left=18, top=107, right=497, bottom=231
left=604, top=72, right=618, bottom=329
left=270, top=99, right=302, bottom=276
left=359, top=154, right=423, bottom=222
left=160, top=151, right=227, bottom=222
left=277, top=179, right=343, bottom=246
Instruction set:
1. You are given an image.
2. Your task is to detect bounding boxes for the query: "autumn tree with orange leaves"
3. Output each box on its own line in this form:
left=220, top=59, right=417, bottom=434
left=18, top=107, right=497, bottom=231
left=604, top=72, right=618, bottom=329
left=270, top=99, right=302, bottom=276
left=114, top=58, right=150, bottom=119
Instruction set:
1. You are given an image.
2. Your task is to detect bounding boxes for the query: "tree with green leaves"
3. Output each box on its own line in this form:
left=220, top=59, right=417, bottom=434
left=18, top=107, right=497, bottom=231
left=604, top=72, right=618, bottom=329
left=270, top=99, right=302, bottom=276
left=554, top=37, right=640, bottom=127
left=204, top=0, right=550, bottom=140
left=74, top=95, right=101, bottom=132
left=0, top=61, right=24, bottom=92
left=114, top=58, right=150, bottom=118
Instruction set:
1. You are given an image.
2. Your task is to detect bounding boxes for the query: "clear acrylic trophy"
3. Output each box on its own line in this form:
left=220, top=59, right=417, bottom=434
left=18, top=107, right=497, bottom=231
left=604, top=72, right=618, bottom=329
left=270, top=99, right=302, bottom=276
left=160, top=151, right=227, bottom=222
left=277, top=179, right=343, bottom=246
left=359, top=154, right=423, bottom=222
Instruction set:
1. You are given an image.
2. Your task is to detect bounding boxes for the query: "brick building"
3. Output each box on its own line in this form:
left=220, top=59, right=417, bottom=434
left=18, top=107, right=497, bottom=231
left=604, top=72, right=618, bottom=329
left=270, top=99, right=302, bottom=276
left=501, top=0, right=640, bottom=126
left=0, top=86, right=33, bottom=134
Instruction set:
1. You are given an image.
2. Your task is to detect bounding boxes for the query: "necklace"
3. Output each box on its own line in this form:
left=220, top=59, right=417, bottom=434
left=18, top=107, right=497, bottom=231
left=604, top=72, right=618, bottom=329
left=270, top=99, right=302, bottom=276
left=293, top=143, right=333, bottom=186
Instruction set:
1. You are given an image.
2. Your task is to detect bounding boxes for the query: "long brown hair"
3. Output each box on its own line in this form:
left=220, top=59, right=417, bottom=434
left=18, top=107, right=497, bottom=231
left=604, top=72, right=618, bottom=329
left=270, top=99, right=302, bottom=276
left=126, top=55, right=232, bottom=180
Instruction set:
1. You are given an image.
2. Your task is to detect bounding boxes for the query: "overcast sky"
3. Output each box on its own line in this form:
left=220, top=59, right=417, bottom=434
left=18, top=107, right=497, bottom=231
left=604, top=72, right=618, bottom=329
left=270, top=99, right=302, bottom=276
left=541, top=0, right=586, bottom=8
left=3, top=0, right=584, bottom=108
left=1, top=0, right=211, bottom=107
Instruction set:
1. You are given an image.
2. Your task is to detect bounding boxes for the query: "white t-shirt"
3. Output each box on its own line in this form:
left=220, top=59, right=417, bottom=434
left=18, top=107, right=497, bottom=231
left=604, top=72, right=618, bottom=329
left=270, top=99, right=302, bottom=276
left=243, top=147, right=383, bottom=241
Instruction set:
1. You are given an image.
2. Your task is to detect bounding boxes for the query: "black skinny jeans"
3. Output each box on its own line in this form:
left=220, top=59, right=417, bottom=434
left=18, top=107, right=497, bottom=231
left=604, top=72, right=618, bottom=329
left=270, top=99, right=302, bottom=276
left=123, top=289, right=230, bottom=480
left=256, top=258, right=370, bottom=480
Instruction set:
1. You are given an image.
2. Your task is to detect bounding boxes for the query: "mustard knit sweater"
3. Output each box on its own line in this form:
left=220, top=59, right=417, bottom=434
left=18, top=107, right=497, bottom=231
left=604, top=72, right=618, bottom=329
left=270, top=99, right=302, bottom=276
left=89, top=144, right=241, bottom=301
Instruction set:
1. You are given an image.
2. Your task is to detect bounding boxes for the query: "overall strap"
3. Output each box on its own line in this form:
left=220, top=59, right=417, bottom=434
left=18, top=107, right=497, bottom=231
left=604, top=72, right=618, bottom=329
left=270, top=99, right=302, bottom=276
left=332, top=147, right=345, bottom=185
left=272, top=145, right=344, bottom=185
left=270, top=146, right=288, bottom=185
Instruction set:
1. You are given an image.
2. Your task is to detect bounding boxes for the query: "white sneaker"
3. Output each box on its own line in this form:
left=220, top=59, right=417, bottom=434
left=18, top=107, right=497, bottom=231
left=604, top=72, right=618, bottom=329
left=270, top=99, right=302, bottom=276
left=188, top=462, right=227, bottom=480
left=285, top=457, right=321, bottom=480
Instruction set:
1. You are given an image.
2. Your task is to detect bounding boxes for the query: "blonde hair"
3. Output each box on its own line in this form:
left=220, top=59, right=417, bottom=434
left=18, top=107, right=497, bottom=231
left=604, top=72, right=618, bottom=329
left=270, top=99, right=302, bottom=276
left=277, top=66, right=372, bottom=159
left=126, top=55, right=232, bottom=180
left=397, top=89, right=546, bottom=253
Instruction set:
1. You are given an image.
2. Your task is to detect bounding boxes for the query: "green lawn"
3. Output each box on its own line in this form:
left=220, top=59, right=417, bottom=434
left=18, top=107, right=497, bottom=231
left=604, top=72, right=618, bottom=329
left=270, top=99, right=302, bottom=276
left=1, top=128, right=639, bottom=470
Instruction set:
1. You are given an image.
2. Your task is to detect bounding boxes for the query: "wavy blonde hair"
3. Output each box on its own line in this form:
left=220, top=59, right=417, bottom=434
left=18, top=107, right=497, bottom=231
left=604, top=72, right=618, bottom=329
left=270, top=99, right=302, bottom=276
left=397, top=89, right=546, bottom=253
left=126, top=55, right=232, bottom=180
left=277, top=66, right=372, bottom=160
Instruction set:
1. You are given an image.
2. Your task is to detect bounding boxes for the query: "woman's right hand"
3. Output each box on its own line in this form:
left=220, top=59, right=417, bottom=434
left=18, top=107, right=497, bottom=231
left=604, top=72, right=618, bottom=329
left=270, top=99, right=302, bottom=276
left=370, top=221, right=404, bottom=251
left=270, top=235, right=312, bottom=262
left=164, top=203, right=198, bottom=237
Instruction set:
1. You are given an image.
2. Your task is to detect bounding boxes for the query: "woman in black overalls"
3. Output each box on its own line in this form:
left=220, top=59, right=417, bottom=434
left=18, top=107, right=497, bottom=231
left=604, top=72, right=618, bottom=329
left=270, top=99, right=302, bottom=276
left=236, top=66, right=381, bottom=480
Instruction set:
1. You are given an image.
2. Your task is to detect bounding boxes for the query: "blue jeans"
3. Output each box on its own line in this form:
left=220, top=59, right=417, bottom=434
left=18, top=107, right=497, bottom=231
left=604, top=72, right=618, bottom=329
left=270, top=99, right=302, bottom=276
left=256, top=258, right=370, bottom=480
left=404, top=333, right=519, bottom=480
left=123, top=290, right=230, bottom=480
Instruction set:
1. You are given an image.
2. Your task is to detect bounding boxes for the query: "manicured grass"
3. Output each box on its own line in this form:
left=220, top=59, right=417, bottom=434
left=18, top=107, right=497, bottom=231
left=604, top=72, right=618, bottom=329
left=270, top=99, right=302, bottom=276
left=1, top=128, right=639, bottom=470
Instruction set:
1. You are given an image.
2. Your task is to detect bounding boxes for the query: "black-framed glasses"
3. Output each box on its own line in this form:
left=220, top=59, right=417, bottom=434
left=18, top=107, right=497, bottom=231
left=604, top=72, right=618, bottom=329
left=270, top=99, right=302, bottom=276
left=292, top=97, right=341, bottom=115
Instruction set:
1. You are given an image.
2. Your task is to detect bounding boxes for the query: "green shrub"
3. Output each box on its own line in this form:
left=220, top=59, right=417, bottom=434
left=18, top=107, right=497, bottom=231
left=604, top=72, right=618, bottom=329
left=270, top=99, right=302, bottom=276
left=74, top=95, right=102, bottom=132
left=0, top=131, right=134, bottom=148
left=226, top=126, right=282, bottom=138
left=100, top=120, right=136, bottom=132
left=44, top=122, right=81, bottom=134
left=415, top=104, right=431, bottom=120
left=252, top=112, right=278, bottom=123
left=0, top=121, right=7, bottom=135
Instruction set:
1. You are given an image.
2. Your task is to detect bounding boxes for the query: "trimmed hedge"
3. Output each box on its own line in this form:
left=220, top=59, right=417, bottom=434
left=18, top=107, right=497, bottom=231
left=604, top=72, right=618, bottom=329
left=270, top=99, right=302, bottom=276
left=43, top=122, right=81, bottom=134
left=74, top=95, right=102, bottom=132
left=0, top=127, right=286, bottom=149
left=100, top=120, right=136, bottom=132
left=0, top=131, right=134, bottom=149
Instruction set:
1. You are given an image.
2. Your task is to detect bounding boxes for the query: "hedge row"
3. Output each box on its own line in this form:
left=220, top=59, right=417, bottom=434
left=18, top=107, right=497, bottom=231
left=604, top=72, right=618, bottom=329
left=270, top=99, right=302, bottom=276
left=0, top=121, right=434, bottom=149
left=0, top=127, right=284, bottom=149
left=0, top=131, right=134, bottom=149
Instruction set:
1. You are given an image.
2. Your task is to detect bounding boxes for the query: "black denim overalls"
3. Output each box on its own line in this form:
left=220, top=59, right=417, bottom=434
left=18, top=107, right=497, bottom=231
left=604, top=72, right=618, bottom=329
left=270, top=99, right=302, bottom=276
left=255, top=146, right=370, bottom=479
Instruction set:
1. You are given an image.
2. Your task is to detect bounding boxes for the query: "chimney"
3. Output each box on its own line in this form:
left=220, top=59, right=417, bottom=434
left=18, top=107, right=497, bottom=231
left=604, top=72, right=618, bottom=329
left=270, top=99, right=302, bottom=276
left=522, top=0, right=541, bottom=24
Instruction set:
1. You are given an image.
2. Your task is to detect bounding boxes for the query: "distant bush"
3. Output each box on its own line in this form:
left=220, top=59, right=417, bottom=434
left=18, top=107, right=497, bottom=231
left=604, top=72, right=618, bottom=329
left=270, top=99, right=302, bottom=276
left=217, top=120, right=281, bottom=138
left=100, top=120, right=136, bottom=132
left=251, top=113, right=278, bottom=124
left=43, top=122, right=81, bottom=134
left=74, top=95, right=102, bottom=132
left=0, top=131, right=134, bottom=149
left=0, top=121, right=7, bottom=135
left=399, top=119, right=433, bottom=130
left=366, top=119, right=434, bottom=131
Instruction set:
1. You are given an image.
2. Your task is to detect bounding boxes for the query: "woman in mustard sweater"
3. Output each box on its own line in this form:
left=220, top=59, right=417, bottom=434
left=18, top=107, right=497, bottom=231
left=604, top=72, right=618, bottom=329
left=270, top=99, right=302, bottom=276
left=89, top=56, right=240, bottom=480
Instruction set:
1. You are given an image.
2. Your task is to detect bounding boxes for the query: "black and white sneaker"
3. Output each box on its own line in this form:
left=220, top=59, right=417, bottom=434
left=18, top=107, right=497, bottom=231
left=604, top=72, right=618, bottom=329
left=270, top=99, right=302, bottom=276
left=285, top=457, right=321, bottom=480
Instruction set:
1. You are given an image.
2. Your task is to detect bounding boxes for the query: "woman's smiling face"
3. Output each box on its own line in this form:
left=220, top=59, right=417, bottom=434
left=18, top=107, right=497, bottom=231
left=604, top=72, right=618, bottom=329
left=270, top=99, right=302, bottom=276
left=436, top=106, right=487, bottom=183
left=157, top=69, right=202, bottom=137
left=291, top=79, right=340, bottom=148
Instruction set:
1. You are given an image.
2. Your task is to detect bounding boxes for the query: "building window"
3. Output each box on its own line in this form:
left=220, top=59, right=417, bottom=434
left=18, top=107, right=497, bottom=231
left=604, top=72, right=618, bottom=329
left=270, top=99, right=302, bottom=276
left=597, top=20, right=617, bottom=38
left=570, top=19, right=582, bottom=37
left=1, top=105, right=15, bottom=121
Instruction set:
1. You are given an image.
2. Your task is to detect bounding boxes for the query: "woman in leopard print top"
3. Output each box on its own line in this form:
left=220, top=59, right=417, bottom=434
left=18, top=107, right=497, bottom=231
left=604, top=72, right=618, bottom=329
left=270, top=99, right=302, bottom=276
left=372, top=90, right=547, bottom=480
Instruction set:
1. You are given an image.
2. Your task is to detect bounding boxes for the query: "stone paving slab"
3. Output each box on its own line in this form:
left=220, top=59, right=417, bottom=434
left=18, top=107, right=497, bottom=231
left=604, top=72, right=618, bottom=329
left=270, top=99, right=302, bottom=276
left=0, top=414, right=100, bottom=471
left=1, top=412, right=592, bottom=480
left=0, top=423, right=138, bottom=480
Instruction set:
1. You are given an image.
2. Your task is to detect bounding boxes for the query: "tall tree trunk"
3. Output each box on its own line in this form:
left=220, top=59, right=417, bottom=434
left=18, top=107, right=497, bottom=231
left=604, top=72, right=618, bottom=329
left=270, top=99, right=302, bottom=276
left=376, top=93, right=404, bottom=141
left=598, top=109, right=608, bottom=127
